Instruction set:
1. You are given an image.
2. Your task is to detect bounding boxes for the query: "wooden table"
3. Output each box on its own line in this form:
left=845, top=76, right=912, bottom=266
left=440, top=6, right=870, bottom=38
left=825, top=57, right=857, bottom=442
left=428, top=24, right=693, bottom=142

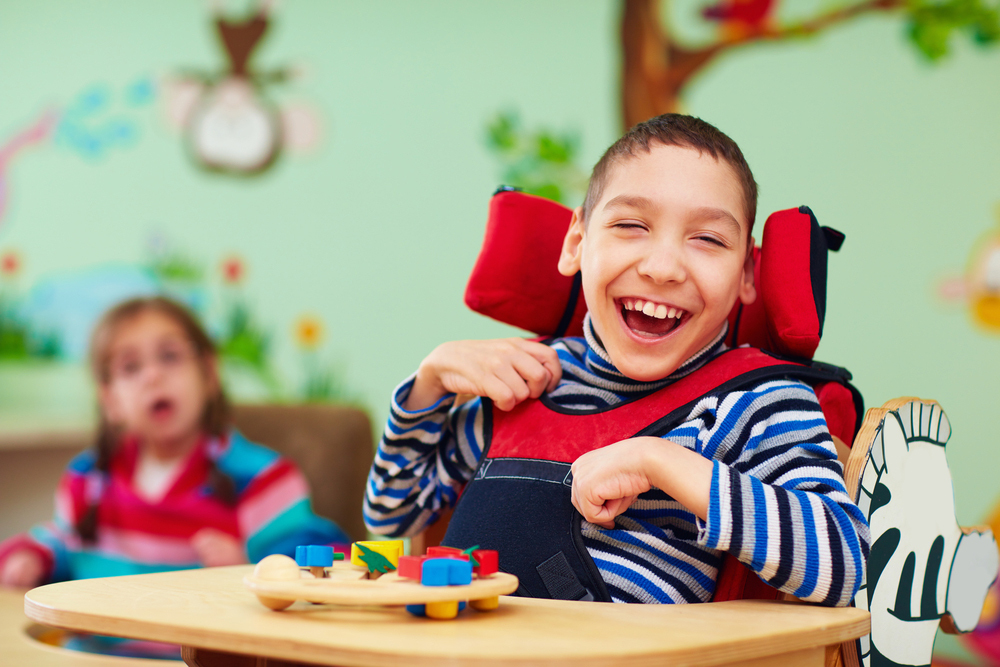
left=24, top=566, right=869, bottom=667
left=0, top=586, right=180, bottom=666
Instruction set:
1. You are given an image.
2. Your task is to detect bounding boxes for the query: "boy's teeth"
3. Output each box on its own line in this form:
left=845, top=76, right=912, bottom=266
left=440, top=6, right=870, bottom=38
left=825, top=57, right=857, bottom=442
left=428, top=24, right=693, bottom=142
left=621, top=298, right=685, bottom=320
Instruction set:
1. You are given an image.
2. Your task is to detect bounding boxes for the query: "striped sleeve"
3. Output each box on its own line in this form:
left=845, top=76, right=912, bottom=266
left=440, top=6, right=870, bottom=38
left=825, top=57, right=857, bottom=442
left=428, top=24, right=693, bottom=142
left=363, top=375, right=484, bottom=537
left=0, top=450, right=94, bottom=584
left=697, top=380, right=870, bottom=606
left=223, top=433, right=350, bottom=562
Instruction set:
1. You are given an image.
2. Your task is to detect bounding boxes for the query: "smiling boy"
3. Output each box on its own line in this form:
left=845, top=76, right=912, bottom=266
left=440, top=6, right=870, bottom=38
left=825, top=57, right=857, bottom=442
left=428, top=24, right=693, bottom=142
left=365, top=114, right=869, bottom=605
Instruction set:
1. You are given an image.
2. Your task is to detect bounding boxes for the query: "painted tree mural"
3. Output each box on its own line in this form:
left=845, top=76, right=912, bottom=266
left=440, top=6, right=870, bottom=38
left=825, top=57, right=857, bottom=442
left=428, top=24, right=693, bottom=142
left=622, top=0, right=1000, bottom=127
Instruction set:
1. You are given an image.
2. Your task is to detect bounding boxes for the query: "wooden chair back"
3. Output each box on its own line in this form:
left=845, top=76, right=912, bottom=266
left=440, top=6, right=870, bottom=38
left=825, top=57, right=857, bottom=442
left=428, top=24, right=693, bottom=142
left=233, top=403, right=373, bottom=542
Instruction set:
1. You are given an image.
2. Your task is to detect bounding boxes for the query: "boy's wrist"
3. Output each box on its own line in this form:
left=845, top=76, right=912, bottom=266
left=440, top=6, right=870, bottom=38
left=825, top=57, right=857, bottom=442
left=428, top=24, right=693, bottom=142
left=639, top=437, right=677, bottom=478
left=402, top=367, right=448, bottom=412
left=641, top=437, right=712, bottom=521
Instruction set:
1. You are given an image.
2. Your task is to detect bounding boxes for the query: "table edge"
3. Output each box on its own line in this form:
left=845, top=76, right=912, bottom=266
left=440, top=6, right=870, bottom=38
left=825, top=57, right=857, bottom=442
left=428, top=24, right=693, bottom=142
left=25, top=589, right=871, bottom=667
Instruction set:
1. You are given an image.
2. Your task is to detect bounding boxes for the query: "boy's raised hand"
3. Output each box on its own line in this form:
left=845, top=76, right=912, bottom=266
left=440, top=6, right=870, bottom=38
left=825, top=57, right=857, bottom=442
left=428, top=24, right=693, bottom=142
left=405, top=338, right=562, bottom=412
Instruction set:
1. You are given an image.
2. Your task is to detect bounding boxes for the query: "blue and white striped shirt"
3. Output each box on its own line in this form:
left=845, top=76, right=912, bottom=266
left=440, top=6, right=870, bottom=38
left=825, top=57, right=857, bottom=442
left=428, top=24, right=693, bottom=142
left=364, top=319, right=870, bottom=606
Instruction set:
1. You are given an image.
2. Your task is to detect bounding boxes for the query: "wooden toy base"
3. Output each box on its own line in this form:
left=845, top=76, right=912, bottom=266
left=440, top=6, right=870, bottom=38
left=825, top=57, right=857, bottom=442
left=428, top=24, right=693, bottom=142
left=244, top=555, right=519, bottom=615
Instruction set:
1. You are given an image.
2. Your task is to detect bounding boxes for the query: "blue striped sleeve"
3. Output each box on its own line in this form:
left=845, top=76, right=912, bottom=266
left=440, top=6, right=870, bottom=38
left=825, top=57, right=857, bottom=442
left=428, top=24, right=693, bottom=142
left=363, top=375, right=485, bottom=538
left=698, top=380, right=870, bottom=606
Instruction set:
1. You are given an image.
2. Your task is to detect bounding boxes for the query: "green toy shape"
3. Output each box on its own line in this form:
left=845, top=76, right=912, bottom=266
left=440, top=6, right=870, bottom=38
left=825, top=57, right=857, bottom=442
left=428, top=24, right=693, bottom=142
left=355, top=542, right=397, bottom=575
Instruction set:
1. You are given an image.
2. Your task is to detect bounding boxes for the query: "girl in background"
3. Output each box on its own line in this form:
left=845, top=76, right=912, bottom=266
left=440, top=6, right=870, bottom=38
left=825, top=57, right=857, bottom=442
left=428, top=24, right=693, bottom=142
left=0, top=296, right=348, bottom=587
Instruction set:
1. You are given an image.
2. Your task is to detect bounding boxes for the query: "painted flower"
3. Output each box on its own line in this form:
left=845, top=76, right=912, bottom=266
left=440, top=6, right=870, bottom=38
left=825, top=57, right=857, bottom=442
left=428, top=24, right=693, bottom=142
left=221, top=255, right=245, bottom=284
left=1, top=251, right=21, bottom=277
left=295, top=315, right=323, bottom=350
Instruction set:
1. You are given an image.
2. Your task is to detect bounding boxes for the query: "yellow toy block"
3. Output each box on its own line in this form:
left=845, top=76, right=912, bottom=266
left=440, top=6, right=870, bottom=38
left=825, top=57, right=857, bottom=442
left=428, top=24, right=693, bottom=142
left=425, top=600, right=459, bottom=620
left=350, top=540, right=404, bottom=569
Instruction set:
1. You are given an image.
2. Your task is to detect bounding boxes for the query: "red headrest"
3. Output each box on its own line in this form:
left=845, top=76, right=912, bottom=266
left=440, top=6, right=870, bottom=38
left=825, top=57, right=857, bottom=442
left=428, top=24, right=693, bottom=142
left=465, top=190, right=844, bottom=360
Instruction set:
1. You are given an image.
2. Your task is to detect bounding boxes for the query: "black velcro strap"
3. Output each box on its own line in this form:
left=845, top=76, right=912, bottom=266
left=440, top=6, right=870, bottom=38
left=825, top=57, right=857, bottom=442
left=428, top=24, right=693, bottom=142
left=822, top=226, right=846, bottom=252
left=537, top=551, right=591, bottom=600
left=552, top=272, right=582, bottom=338
left=475, top=458, right=573, bottom=486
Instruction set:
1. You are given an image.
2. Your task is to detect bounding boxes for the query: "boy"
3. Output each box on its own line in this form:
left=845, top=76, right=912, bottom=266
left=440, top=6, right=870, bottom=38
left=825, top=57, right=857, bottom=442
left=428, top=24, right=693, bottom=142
left=364, top=114, right=869, bottom=606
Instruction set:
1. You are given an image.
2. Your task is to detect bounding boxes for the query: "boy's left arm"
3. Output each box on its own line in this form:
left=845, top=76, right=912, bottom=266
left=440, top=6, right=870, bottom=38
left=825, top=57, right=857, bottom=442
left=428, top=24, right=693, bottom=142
left=699, top=382, right=869, bottom=606
left=572, top=380, right=870, bottom=606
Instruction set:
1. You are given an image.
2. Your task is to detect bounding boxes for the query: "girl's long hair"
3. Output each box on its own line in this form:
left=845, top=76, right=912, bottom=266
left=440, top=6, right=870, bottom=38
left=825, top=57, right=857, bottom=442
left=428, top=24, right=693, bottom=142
left=77, top=297, right=236, bottom=543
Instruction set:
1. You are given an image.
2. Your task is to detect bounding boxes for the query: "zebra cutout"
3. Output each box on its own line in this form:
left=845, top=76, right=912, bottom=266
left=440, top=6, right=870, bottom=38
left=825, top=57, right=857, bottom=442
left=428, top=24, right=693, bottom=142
left=844, top=399, right=999, bottom=667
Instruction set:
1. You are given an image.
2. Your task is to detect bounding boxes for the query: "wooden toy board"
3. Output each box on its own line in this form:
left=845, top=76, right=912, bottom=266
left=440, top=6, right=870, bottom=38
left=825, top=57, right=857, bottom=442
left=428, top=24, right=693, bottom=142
left=244, top=563, right=519, bottom=607
left=24, top=565, right=870, bottom=667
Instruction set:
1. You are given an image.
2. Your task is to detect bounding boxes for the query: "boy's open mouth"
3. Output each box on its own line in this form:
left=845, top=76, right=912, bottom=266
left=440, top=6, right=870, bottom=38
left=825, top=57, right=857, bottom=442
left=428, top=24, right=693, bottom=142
left=618, top=298, right=687, bottom=339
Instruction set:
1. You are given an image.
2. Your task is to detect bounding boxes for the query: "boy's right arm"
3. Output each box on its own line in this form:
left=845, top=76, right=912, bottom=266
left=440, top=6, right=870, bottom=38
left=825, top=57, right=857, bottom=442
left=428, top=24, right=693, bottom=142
left=365, top=339, right=561, bottom=537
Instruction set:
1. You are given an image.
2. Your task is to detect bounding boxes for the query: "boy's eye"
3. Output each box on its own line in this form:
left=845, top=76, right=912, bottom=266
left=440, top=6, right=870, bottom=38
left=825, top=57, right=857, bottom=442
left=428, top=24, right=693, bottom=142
left=613, top=220, right=646, bottom=231
left=695, top=235, right=727, bottom=247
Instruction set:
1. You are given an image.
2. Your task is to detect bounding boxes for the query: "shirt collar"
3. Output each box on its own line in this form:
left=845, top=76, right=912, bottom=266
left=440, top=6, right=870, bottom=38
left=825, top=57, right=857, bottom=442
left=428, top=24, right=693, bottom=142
left=581, top=313, right=730, bottom=387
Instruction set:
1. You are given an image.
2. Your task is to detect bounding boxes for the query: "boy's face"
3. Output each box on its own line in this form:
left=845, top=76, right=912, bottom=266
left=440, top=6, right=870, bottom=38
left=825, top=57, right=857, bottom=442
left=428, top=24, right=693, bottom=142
left=558, top=144, right=755, bottom=382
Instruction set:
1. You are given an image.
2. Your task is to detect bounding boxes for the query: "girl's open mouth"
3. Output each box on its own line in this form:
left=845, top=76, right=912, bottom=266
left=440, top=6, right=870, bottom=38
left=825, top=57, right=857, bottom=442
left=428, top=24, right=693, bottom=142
left=150, top=398, right=176, bottom=421
left=618, top=298, right=687, bottom=339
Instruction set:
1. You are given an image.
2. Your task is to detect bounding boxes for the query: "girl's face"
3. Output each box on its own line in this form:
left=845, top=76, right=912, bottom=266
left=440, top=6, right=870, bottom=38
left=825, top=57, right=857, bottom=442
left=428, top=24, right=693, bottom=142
left=99, top=310, right=218, bottom=457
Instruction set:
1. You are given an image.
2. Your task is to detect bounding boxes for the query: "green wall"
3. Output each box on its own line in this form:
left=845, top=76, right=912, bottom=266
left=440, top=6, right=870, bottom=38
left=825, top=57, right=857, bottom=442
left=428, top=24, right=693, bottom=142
left=2, top=0, right=999, bottom=658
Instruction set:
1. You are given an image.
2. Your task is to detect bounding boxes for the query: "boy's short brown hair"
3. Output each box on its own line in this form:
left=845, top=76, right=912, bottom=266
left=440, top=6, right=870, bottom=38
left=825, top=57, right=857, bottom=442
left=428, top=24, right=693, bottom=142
left=582, top=114, right=758, bottom=237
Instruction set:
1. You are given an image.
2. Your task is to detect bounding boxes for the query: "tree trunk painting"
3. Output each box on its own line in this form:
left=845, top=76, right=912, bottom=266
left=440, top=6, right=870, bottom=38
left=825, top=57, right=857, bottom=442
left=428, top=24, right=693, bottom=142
left=620, top=0, right=998, bottom=129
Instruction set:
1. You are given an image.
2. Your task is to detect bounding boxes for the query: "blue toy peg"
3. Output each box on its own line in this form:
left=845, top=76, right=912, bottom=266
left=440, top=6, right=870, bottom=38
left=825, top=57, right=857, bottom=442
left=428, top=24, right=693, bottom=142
left=421, top=557, right=473, bottom=587
left=449, top=560, right=473, bottom=586
left=295, top=545, right=334, bottom=567
left=421, top=558, right=452, bottom=587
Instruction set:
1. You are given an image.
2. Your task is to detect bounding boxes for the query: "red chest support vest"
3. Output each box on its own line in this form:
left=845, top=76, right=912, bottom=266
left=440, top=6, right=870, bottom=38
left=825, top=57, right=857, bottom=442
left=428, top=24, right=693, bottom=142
left=442, top=347, right=861, bottom=602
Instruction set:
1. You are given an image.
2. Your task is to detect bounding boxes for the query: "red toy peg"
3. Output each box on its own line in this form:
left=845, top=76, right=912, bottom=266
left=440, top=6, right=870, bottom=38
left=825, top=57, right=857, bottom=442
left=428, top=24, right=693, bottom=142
left=398, top=555, right=426, bottom=580
left=426, top=546, right=467, bottom=560
left=473, top=550, right=498, bottom=577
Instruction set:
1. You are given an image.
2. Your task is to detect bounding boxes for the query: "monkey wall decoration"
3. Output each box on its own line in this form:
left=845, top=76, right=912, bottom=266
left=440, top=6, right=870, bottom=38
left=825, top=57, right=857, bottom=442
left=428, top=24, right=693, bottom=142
left=164, top=0, right=320, bottom=176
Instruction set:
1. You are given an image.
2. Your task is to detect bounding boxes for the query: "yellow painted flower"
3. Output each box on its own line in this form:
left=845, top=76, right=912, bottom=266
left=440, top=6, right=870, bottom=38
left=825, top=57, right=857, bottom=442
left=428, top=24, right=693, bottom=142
left=295, top=315, right=323, bottom=350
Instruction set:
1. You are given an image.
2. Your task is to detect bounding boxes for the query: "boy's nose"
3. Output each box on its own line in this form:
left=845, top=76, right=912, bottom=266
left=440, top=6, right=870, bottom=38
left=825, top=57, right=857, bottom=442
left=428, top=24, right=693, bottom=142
left=637, top=246, right=687, bottom=284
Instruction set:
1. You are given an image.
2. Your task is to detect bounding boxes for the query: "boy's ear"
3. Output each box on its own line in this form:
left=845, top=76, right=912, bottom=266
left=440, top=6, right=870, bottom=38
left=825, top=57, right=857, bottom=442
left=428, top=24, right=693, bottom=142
left=739, top=237, right=757, bottom=306
left=557, top=207, right=585, bottom=277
